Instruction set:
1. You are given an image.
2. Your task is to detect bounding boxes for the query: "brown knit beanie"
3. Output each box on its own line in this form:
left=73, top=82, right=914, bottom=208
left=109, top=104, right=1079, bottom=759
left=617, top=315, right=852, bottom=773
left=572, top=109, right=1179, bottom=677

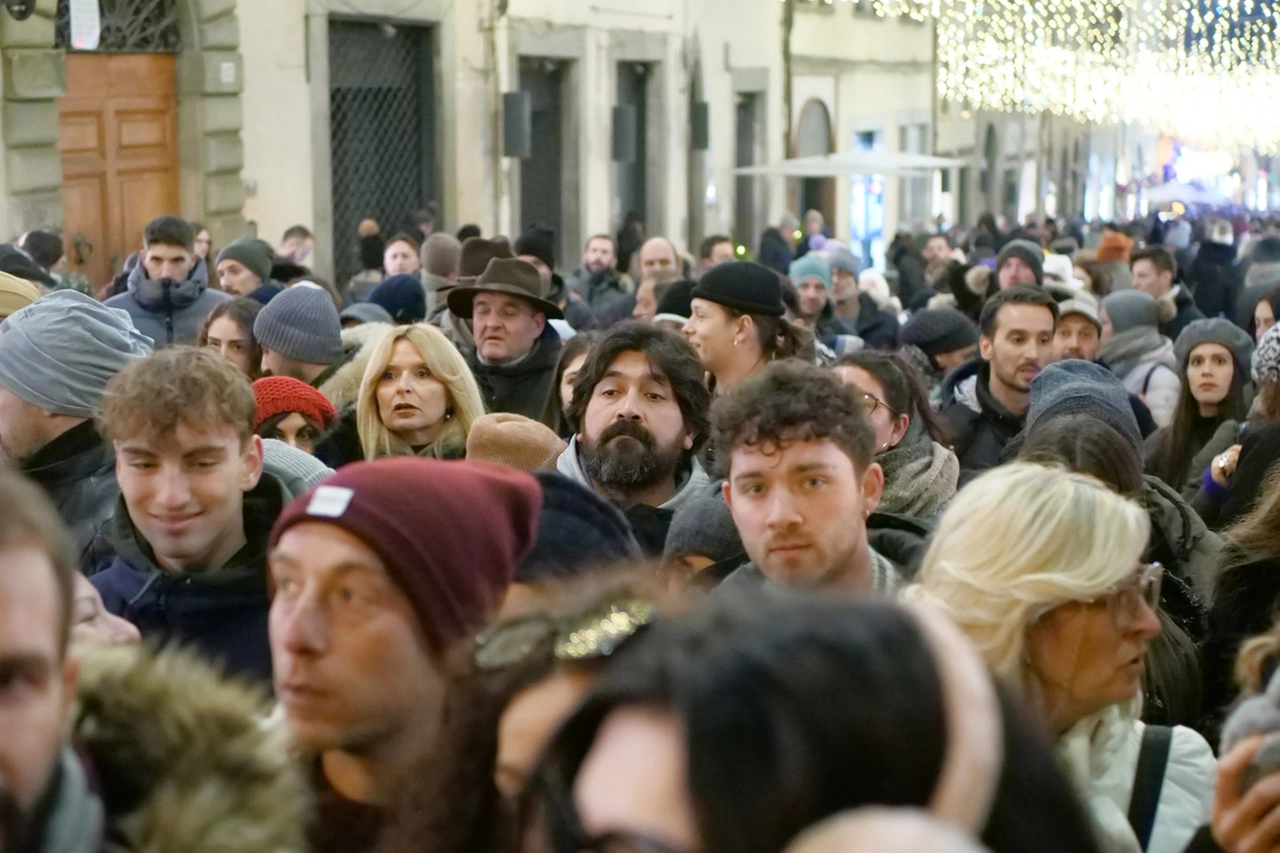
left=466, top=412, right=567, bottom=473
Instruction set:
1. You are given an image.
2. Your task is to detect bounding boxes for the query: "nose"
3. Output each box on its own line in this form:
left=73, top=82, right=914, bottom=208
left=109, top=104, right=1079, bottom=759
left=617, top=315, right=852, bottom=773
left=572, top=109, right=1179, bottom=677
left=764, top=489, right=802, bottom=529
left=272, top=593, right=329, bottom=657
left=615, top=388, right=643, bottom=420
left=106, top=612, right=141, bottom=645
left=154, top=465, right=192, bottom=509
left=396, top=371, right=414, bottom=393
left=682, top=318, right=695, bottom=337
left=1129, top=599, right=1162, bottom=641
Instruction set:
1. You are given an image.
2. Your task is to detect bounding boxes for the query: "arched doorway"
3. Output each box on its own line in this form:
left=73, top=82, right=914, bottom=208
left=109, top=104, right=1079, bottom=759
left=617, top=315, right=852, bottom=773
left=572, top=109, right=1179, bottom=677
left=795, top=99, right=834, bottom=228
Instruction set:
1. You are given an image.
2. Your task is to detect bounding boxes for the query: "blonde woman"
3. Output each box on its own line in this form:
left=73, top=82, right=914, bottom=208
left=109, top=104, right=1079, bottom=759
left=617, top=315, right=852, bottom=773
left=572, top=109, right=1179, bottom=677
left=911, top=463, right=1214, bottom=853
left=356, top=324, right=485, bottom=461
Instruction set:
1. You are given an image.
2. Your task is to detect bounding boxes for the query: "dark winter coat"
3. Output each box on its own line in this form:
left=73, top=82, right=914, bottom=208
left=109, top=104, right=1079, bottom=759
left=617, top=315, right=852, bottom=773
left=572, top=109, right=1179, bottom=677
left=91, top=474, right=287, bottom=684
left=851, top=292, right=899, bottom=349
left=21, top=421, right=118, bottom=570
left=813, top=300, right=854, bottom=341
left=1190, top=242, right=1242, bottom=320
left=757, top=228, right=794, bottom=275
left=548, top=272, right=597, bottom=331
left=890, top=245, right=929, bottom=310
left=1206, top=551, right=1280, bottom=736
left=940, top=361, right=1025, bottom=476
left=104, top=260, right=228, bottom=346
left=570, top=267, right=633, bottom=324
left=1159, top=287, right=1207, bottom=341
left=471, top=323, right=564, bottom=430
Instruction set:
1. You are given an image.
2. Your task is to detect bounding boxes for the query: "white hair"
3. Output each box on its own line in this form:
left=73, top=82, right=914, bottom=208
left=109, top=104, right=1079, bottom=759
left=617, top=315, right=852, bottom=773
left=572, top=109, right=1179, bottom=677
left=907, top=463, right=1149, bottom=697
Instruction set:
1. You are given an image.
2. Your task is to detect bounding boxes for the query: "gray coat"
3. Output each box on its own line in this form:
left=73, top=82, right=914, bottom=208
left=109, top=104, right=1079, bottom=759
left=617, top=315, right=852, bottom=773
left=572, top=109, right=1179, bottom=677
left=105, top=261, right=229, bottom=346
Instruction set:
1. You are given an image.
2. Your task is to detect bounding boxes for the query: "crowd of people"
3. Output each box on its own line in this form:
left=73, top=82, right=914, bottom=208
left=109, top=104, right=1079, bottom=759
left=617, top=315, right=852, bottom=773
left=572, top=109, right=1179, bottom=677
left=9, top=206, right=1280, bottom=852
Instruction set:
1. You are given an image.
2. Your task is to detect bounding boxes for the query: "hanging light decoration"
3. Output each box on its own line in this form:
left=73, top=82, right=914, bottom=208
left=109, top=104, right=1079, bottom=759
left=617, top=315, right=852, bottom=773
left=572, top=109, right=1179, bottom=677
left=855, top=0, right=1280, bottom=152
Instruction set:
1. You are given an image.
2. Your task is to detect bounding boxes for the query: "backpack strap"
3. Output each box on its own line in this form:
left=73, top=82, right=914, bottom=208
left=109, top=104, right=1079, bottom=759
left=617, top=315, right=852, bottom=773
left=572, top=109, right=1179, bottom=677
left=1128, top=725, right=1173, bottom=851
left=1141, top=362, right=1162, bottom=397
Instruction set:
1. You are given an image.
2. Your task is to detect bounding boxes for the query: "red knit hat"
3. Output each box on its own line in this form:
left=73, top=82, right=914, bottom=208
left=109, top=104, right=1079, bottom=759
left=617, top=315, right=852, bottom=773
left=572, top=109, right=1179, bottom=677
left=269, top=458, right=542, bottom=650
left=252, top=376, right=338, bottom=430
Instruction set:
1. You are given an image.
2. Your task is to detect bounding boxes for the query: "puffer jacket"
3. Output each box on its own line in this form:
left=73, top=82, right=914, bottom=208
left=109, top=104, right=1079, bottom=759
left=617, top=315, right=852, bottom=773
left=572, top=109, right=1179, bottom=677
left=1144, top=474, right=1223, bottom=605
left=1104, top=331, right=1181, bottom=430
left=34, top=644, right=309, bottom=853
left=104, top=260, right=228, bottom=346
left=21, top=421, right=117, bottom=569
left=940, top=360, right=1025, bottom=477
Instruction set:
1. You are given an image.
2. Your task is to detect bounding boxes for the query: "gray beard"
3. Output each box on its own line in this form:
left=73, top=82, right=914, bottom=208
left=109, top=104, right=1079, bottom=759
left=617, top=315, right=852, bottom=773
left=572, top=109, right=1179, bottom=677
left=581, top=434, right=682, bottom=492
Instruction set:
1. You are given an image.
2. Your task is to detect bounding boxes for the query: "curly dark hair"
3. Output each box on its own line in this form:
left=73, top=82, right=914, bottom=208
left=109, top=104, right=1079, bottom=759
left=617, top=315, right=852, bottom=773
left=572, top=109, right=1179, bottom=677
left=567, top=323, right=711, bottom=453
left=712, top=360, right=875, bottom=476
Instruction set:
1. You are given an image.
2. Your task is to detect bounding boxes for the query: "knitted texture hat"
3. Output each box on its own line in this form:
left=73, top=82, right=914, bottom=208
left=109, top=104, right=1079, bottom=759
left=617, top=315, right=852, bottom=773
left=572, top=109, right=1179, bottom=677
left=1174, top=318, right=1254, bottom=374
left=1026, top=360, right=1144, bottom=459
left=663, top=496, right=744, bottom=564
left=0, top=290, right=152, bottom=418
left=271, top=458, right=541, bottom=650
left=514, top=225, right=556, bottom=271
left=789, top=254, right=832, bottom=291
left=338, top=302, right=395, bottom=326
left=899, top=308, right=979, bottom=357
left=216, top=237, right=274, bottom=285
left=0, top=270, right=40, bottom=317
left=996, top=239, right=1044, bottom=287
left=1096, top=231, right=1134, bottom=263
left=466, top=412, right=567, bottom=473
left=823, top=246, right=860, bottom=276
left=252, top=376, right=338, bottom=431
left=1102, top=290, right=1160, bottom=335
left=691, top=261, right=785, bottom=317
left=369, top=274, right=428, bottom=324
left=1255, top=323, right=1280, bottom=386
left=516, top=470, right=643, bottom=582
left=253, top=285, right=343, bottom=365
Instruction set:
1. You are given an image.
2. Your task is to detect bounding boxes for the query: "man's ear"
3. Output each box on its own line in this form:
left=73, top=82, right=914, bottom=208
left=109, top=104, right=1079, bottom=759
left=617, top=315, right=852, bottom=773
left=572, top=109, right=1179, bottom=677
left=978, top=334, right=994, bottom=362
left=860, top=461, right=884, bottom=516
left=533, top=313, right=547, bottom=336
left=242, top=434, right=265, bottom=492
left=722, top=479, right=733, bottom=508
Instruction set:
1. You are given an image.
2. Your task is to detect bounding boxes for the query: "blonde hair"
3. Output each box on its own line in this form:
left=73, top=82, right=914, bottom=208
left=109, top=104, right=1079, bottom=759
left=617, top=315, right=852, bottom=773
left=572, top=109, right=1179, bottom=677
left=908, top=462, right=1149, bottom=698
left=356, top=324, right=486, bottom=461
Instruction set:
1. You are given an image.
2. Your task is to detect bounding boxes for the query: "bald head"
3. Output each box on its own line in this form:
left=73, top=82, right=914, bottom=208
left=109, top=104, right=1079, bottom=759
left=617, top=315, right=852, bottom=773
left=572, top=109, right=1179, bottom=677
left=422, top=233, right=461, bottom=280
left=636, top=237, right=679, bottom=284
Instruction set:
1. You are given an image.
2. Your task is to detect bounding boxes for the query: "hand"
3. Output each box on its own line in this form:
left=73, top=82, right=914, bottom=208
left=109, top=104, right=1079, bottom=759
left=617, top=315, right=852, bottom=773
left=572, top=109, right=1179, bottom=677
left=1213, top=736, right=1280, bottom=853
left=1213, top=444, right=1243, bottom=487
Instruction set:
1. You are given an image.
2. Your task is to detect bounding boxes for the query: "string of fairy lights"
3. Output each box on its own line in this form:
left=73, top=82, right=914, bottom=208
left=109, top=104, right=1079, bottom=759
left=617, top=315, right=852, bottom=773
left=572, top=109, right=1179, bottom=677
left=822, top=0, right=1280, bottom=151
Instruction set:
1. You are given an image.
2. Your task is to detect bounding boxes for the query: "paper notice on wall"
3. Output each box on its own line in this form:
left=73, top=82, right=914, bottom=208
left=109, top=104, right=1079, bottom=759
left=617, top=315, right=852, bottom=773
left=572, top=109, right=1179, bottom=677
left=69, top=0, right=102, bottom=51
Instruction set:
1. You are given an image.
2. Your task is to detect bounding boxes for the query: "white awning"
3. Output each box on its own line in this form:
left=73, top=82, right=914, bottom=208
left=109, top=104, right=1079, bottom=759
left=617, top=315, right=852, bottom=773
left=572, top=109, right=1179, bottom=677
left=734, top=150, right=966, bottom=177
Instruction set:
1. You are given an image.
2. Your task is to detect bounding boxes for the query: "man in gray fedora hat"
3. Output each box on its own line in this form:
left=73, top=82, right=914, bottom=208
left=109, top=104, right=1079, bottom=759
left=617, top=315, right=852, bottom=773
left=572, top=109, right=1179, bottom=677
left=448, top=256, right=566, bottom=429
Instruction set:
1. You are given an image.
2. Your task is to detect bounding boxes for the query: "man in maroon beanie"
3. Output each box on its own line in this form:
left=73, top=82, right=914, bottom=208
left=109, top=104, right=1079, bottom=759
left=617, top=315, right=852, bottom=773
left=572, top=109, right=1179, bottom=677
left=267, top=457, right=541, bottom=853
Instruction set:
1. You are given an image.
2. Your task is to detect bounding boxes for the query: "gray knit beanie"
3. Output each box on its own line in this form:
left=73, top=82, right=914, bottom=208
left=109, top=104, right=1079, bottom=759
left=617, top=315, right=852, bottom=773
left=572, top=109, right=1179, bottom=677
left=1174, top=318, right=1254, bottom=375
left=254, top=284, right=344, bottom=365
left=663, top=497, right=744, bottom=563
left=996, top=239, right=1044, bottom=287
left=1255, top=323, right=1280, bottom=386
left=1102, top=290, right=1159, bottom=335
left=1026, top=360, right=1144, bottom=459
left=216, top=237, right=275, bottom=285
left=0, top=290, right=153, bottom=418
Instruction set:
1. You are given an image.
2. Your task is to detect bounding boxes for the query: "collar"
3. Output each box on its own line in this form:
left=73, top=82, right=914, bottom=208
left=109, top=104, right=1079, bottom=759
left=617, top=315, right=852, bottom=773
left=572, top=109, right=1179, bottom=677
left=21, top=420, right=105, bottom=479
left=975, top=362, right=1027, bottom=428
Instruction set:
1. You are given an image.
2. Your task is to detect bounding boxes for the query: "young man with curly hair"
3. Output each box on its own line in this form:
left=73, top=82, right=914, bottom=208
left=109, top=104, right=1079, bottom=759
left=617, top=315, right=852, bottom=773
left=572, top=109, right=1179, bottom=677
left=714, top=360, right=896, bottom=594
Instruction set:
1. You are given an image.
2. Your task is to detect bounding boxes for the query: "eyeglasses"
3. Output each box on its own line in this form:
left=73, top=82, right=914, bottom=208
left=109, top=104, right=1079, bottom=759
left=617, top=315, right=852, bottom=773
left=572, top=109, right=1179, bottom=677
left=856, top=391, right=892, bottom=417
left=1033, top=563, right=1163, bottom=630
left=474, top=600, right=656, bottom=671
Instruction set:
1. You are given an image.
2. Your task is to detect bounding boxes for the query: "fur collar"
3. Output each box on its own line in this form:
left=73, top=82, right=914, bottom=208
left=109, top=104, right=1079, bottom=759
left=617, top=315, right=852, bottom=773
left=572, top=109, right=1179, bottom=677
left=319, top=323, right=393, bottom=410
left=72, top=645, right=310, bottom=852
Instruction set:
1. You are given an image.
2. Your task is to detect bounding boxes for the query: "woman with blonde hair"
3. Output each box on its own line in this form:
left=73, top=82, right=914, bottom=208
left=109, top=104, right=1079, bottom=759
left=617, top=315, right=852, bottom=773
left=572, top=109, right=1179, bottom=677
left=911, top=462, right=1215, bottom=853
left=356, top=323, right=485, bottom=461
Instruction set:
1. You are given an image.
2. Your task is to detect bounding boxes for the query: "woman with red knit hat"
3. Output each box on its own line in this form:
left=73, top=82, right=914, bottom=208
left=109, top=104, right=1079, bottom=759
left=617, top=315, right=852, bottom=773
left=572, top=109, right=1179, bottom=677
left=252, top=376, right=339, bottom=456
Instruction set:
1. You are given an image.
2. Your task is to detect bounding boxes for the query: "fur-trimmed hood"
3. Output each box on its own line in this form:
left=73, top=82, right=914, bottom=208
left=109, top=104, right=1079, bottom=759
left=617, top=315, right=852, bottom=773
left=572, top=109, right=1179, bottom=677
left=318, top=323, right=394, bottom=410
left=66, top=644, right=310, bottom=853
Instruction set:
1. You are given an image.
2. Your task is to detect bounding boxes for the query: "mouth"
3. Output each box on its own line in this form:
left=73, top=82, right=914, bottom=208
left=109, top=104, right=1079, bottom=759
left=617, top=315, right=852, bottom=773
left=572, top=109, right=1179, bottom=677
left=768, top=542, right=812, bottom=556
left=150, top=513, right=200, bottom=533
left=392, top=403, right=418, bottom=414
left=1197, top=382, right=1218, bottom=391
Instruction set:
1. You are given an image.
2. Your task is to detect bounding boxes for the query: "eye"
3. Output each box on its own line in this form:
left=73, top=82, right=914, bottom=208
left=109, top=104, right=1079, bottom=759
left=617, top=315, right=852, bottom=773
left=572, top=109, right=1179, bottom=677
left=381, top=371, right=394, bottom=381
left=647, top=392, right=665, bottom=401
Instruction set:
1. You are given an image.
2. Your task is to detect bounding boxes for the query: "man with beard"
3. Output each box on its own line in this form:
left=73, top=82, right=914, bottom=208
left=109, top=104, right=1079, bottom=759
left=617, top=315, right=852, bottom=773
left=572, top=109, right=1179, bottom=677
left=941, top=286, right=1058, bottom=475
left=556, top=322, right=712, bottom=554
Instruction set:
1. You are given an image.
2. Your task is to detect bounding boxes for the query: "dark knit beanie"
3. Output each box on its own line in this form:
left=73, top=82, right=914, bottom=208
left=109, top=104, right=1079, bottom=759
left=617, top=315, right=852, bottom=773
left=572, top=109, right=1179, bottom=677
left=216, top=237, right=275, bottom=285
left=516, top=471, right=643, bottom=582
left=899, top=308, right=979, bottom=357
left=1026, top=360, right=1144, bottom=459
left=1174, top=318, right=1255, bottom=375
left=996, top=239, right=1045, bottom=287
left=359, top=234, right=386, bottom=271
left=369, top=274, right=428, bottom=324
left=655, top=279, right=696, bottom=320
left=339, top=302, right=395, bottom=326
left=252, top=376, right=338, bottom=430
left=691, top=261, right=785, bottom=318
left=253, top=285, right=344, bottom=365
left=663, top=497, right=744, bottom=564
left=514, top=225, right=557, bottom=271
left=271, top=458, right=541, bottom=650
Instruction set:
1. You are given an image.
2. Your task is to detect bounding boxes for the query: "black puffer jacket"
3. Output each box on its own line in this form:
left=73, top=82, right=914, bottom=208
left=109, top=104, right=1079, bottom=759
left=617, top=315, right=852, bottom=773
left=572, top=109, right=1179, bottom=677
left=939, top=361, right=1025, bottom=477
left=1190, top=241, right=1242, bottom=320
left=22, top=421, right=119, bottom=570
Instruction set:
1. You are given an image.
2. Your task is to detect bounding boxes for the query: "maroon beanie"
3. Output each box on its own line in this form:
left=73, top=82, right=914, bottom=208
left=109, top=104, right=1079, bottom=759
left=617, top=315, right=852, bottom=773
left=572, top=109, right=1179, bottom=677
left=270, top=458, right=541, bottom=649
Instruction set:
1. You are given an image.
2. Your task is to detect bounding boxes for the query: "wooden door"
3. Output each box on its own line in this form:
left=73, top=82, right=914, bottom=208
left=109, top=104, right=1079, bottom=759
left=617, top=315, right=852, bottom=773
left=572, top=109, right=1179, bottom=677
left=58, top=54, right=179, bottom=292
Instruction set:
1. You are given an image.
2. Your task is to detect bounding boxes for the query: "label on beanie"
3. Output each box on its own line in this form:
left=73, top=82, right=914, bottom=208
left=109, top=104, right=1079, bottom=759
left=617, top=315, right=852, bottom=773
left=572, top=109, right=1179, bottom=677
left=307, top=486, right=354, bottom=518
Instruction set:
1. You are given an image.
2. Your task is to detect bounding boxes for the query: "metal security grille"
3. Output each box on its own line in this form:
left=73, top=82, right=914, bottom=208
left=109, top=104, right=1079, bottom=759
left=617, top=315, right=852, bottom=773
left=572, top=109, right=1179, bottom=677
left=329, top=19, right=436, bottom=285
left=55, top=0, right=181, bottom=53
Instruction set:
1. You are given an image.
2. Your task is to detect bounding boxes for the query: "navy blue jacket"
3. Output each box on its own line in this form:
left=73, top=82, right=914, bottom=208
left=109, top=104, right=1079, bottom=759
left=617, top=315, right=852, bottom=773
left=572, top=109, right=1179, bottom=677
left=91, top=475, right=286, bottom=684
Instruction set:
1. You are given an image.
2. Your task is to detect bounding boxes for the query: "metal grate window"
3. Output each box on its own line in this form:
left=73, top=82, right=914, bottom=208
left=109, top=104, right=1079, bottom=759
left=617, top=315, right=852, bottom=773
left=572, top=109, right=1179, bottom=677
left=329, top=19, right=437, bottom=286
left=55, top=0, right=181, bottom=53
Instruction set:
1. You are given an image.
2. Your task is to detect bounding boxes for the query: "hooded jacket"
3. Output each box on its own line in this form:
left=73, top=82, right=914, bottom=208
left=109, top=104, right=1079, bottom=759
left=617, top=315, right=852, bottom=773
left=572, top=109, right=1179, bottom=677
left=471, top=323, right=564, bottom=430
left=90, top=473, right=288, bottom=684
left=33, top=644, right=309, bottom=853
left=1191, top=241, right=1242, bottom=320
left=104, top=260, right=228, bottom=346
left=1102, top=329, right=1181, bottom=429
left=940, top=360, right=1026, bottom=476
left=570, top=267, right=633, bottom=322
left=834, top=291, right=900, bottom=350
left=21, top=421, right=117, bottom=569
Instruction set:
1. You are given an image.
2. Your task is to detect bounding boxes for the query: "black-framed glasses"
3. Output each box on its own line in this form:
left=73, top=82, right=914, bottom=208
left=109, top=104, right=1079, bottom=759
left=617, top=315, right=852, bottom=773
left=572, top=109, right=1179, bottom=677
left=475, top=601, right=656, bottom=671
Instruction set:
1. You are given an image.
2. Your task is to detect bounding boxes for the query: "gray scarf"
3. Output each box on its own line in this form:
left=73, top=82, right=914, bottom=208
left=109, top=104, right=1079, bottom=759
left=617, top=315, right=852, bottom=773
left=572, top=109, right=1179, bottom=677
left=1101, top=326, right=1167, bottom=378
left=877, top=439, right=959, bottom=519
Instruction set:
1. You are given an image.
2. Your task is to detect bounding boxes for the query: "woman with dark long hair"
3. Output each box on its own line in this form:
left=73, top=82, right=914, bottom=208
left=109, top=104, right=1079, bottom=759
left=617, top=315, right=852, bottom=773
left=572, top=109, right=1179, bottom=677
left=1145, top=319, right=1252, bottom=494
left=831, top=351, right=957, bottom=520
left=197, top=297, right=263, bottom=380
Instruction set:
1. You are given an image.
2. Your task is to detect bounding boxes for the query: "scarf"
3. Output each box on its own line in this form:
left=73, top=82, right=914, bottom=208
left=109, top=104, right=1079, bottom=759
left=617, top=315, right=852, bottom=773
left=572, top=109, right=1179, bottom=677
left=877, top=440, right=959, bottom=519
left=1101, top=327, right=1168, bottom=378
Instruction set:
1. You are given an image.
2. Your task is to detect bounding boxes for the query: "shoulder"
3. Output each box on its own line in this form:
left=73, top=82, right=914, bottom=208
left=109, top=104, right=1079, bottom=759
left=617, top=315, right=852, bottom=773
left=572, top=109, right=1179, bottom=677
left=1148, top=726, right=1216, bottom=853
